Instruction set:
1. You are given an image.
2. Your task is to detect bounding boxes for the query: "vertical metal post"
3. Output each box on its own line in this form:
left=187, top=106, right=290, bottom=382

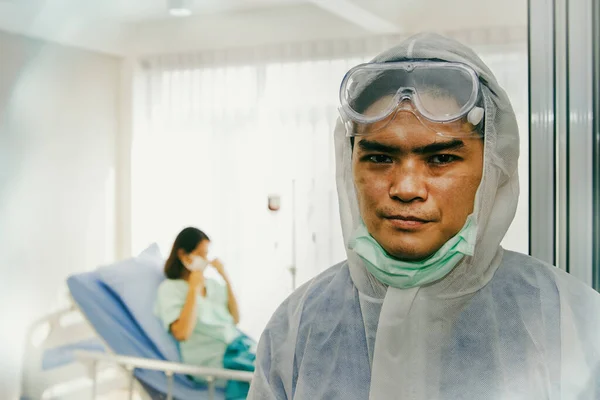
left=593, top=0, right=600, bottom=291
left=126, top=365, right=135, bottom=400
left=166, top=371, right=174, bottom=400
left=90, top=361, right=98, bottom=400
left=555, top=0, right=568, bottom=271
left=528, top=0, right=557, bottom=265
left=567, top=0, right=595, bottom=286
left=207, top=377, right=216, bottom=400
left=290, top=179, right=297, bottom=291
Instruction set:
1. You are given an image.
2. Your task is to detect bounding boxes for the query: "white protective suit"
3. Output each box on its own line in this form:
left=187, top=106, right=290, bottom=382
left=247, top=33, right=600, bottom=399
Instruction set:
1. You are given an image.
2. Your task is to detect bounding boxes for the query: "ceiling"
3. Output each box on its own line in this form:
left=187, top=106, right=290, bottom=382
left=0, top=0, right=528, bottom=56
left=0, top=0, right=305, bottom=22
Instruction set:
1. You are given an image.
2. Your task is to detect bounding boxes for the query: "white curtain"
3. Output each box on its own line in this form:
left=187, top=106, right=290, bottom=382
left=131, top=32, right=528, bottom=339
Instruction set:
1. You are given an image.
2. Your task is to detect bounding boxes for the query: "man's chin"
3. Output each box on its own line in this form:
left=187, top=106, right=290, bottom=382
left=387, top=248, right=435, bottom=262
left=377, top=232, right=440, bottom=261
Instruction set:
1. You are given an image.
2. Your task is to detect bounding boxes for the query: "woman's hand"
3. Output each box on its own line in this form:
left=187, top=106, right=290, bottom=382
left=210, top=258, right=240, bottom=324
left=188, top=270, right=205, bottom=290
left=210, top=258, right=226, bottom=277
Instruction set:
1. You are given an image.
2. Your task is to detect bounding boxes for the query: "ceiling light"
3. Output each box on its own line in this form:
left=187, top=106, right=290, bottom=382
left=168, top=0, right=192, bottom=17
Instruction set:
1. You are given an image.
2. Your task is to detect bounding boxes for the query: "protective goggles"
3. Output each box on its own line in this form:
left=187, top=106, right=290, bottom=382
left=339, top=61, right=485, bottom=138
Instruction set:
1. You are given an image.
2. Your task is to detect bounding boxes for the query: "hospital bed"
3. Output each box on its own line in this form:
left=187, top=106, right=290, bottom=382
left=20, top=304, right=128, bottom=400
left=20, top=244, right=253, bottom=400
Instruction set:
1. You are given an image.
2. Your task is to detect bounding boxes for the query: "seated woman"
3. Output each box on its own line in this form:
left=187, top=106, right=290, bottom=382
left=154, top=227, right=255, bottom=399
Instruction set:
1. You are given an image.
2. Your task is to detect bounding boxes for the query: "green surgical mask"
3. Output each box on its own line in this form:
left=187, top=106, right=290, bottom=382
left=348, top=216, right=477, bottom=289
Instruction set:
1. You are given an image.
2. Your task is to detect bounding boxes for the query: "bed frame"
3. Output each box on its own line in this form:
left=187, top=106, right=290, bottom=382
left=20, top=305, right=128, bottom=400
left=21, top=302, right=253, bottom=400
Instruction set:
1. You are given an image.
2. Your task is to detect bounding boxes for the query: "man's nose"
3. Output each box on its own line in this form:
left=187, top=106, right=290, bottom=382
left=389, top=160, right=428, bottom=203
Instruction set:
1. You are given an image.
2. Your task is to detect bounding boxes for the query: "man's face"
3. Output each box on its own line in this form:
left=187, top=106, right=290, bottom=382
left=352, top=99, right=484, bottom=261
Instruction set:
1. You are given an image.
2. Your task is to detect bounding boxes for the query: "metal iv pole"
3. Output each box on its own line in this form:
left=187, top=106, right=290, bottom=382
left=289, top=179, right=297, bottom=291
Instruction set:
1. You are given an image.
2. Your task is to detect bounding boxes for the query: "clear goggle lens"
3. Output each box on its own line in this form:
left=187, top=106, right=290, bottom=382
left=339, top=61, right=484, bottom=137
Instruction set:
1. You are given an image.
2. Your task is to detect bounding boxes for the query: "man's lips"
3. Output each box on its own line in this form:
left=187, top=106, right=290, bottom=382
left=384, top=215, right=430, bottom=222
left=381, top=214, right=433, bottom=230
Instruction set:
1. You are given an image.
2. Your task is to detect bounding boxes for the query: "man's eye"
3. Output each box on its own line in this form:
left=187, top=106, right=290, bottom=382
left=430, top=154, right=458, bottom=165
left=366, top=155, right=393, bottom=164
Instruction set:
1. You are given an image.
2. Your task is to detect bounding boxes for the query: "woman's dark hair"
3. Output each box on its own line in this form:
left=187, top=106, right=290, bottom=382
left=164, top=227, right=210, bottom=280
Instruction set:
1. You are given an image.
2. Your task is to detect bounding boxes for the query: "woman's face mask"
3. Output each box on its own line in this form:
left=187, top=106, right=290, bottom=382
left=185, top=255, right=209, bottom=272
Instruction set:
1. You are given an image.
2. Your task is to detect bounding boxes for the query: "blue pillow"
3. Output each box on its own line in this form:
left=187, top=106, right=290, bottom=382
left=137, top=242, right=164, bottom=263
left=95, top=244, right=181, bottom=362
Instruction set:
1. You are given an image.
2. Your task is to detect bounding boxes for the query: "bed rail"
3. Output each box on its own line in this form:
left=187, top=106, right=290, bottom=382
left=75, top=350, right=253, bottom=400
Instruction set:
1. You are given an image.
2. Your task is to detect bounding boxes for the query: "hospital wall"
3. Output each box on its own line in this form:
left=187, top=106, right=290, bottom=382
left=0, top=30, right=120, bottom=399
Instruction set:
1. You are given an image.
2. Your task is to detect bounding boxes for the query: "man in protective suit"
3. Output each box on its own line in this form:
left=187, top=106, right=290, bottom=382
left=247, top=33, right=600, bottom=399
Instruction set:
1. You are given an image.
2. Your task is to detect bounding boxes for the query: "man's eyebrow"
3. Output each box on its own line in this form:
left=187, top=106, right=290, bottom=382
left=357, top=139, right=401, bottom=154
left=356, top=138, right=465, bottom=155
left=413, top=139, right=465, bottom=154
